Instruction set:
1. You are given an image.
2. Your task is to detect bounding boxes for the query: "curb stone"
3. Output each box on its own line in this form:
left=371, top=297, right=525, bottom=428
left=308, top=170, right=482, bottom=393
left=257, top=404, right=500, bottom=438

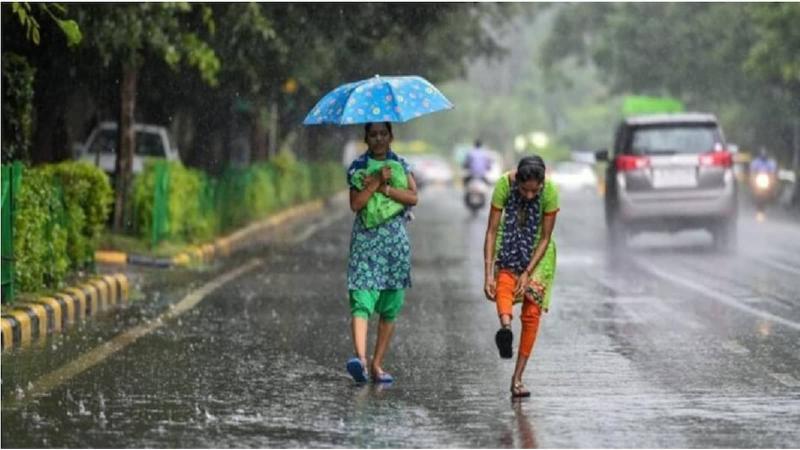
left=95, top=198, right=331, bottom=268
left=1, top=274, right=129, bottom=352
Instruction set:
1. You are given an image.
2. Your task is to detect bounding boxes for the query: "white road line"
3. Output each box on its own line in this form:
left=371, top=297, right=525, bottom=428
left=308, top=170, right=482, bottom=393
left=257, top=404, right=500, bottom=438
left=770, top=372, right=800, bottom=388
left=751, top=254, right=800, bottom=277
left=634, top=258, right=800, bottom=332
left=287, top=211, right=347, bottom=244
left=19, top=258, right=263, bottom=401
left=721, top=340, right=750, bottom=355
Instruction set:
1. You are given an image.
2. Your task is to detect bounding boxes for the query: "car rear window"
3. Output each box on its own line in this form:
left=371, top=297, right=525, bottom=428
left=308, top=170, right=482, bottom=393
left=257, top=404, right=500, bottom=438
left=627, top=124, right=719, bottom=155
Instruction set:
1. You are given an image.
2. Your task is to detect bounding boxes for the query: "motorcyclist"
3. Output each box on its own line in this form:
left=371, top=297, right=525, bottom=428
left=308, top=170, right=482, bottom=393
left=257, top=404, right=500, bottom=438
left=750, top=147, right=778, bottom=174
left=463, top=139, right=493, bottom=185
left=749, top=147, right=779, bottom=214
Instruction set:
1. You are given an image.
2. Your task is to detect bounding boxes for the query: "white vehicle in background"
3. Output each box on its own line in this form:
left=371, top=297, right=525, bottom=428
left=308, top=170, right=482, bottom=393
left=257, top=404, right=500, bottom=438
left=407, top=154, right=454, bottom=187
left=549, top=161, right=598, bottom=192
left=75, top=121, right=181, bottom=175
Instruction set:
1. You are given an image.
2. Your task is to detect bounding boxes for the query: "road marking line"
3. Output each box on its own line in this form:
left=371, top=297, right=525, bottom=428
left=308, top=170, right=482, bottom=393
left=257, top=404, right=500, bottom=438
left=770, top=372, right=800, bottom=388
left=18, top=258, right=262, bottom=402
left=634, top=258, right=800, bottom=331
left=287, top=211, right=348, bottom=244
left=721, top=340, right=750, bottom=355
left=752, top=255, right=800, bottom=277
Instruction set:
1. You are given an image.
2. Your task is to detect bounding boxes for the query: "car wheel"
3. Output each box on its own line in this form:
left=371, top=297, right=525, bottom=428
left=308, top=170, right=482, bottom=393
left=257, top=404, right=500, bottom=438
left=712, top=220, right=737, bottom=253
left=607, top=215, right=628, bottom=250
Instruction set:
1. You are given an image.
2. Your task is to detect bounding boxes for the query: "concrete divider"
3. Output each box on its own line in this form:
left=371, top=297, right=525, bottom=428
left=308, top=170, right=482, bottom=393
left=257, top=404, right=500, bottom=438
left=1, top=274, right=129, bottom=352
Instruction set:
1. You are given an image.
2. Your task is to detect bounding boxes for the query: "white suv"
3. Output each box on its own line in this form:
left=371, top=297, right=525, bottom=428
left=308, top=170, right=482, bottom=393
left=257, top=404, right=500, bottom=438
left=75, top=122, right=181, bottom=174
left=596, top=113, right=738, bottom=250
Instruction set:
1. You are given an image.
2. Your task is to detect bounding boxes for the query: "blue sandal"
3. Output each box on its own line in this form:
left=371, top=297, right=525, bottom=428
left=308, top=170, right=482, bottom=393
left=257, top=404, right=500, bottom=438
left=372, top=371, right=394, bottom=384
left=346, top=357, right=368, bottom=383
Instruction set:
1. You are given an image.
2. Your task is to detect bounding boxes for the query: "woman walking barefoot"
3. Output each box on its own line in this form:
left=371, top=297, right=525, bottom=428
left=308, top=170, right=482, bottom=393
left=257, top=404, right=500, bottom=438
left=482, top=155, right=559, bottom=398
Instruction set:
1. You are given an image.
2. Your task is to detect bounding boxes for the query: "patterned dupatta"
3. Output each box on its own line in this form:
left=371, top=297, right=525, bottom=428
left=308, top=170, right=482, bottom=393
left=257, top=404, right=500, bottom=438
left=496, top=180, right=541, bottom=275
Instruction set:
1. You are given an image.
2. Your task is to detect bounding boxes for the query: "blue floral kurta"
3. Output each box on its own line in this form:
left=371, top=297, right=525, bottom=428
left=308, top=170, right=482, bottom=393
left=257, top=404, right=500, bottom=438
left=346, top=150, right=413, bottom=290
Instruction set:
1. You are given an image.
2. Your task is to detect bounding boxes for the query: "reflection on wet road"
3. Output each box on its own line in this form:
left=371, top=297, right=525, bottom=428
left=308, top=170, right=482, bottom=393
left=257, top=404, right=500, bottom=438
left=3, top=186, right=799, bottom=447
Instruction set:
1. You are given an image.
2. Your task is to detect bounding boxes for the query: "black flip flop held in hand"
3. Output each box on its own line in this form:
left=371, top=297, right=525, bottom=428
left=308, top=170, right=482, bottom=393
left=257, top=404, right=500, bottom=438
left=495, top=327, right=513, bottom=359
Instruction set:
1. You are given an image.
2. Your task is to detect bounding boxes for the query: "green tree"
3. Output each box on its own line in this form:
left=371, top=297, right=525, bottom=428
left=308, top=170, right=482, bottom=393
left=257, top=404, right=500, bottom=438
left=73, top=3, right=220, bottom=231
left=541, top=4, right=800, bottom=164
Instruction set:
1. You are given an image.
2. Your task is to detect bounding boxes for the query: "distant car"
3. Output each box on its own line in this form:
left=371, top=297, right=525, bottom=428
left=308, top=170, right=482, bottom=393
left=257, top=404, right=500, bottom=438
left=595, top=113, right=738, bottom=250
left=407, top=154, right=454, bottom=187
left=75, top=122, right=181, bottom=175
left=549, top=161, right=597, bottom=192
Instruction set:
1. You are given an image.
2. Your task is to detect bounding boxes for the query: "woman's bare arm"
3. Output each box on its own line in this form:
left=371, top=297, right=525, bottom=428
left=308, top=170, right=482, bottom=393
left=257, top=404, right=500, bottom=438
left=483, top=207, right=502, bottom=299
left=349, top=174, right=381, bottom=212
left=383, top=173, right=418, bottom=207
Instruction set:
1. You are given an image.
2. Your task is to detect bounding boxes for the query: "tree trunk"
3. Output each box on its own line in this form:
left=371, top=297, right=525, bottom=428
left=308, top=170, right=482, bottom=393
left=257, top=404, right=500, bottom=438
left=251, top=103, right=268, bottom=162
left=113, top=64, right=138, bottom=232
left=268, top=101, right=278, bottom=159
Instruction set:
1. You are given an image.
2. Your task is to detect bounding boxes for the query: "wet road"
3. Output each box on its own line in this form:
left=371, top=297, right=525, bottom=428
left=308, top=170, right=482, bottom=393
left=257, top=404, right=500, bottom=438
left=3, top=186, right=800, bottom=448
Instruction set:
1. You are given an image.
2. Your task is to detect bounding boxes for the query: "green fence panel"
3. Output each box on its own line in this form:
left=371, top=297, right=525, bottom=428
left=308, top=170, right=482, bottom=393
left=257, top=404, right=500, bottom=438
left=2, top=162, right=22, bottom=301
left=151, top=161, right=170, bottom=247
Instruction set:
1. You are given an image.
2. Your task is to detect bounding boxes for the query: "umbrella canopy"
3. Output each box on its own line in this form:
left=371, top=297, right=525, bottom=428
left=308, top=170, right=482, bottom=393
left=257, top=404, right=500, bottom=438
left=303, top=75, right=454, bottom=125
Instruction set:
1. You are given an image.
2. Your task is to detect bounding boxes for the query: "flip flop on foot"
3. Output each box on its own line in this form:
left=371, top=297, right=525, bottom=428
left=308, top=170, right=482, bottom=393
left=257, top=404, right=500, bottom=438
left=371, top=371, right=394, bottom=384
left=346, top=357, right=368, bottom=383
left=495, top=327, right=513, bottom=359
left=511, top=381, right=531, bottom=398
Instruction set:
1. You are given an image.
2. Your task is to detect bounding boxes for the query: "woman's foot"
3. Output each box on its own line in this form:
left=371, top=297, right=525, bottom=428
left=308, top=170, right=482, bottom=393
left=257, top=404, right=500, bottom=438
left=510, top=380, right=531, bottom=398
left=346, top=357, right=368, bottom=383
left=370, top=365, right=394, bottom=383
left=495, top=326, right=513, bottom=359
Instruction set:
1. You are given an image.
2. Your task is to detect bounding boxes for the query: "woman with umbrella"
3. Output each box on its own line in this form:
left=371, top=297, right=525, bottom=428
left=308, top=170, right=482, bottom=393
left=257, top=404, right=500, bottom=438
left=483, top=155, right=559, bottom=398
left=344, top=121, right=418, bottom=383
left=304, top=75, right=453, bottom=383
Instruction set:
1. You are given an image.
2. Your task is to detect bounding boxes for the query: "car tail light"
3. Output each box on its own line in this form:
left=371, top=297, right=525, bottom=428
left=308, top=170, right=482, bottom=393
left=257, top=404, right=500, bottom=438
left=616, top=155, right=650, bottom=172
left=699, top=151, right=732, bottom=167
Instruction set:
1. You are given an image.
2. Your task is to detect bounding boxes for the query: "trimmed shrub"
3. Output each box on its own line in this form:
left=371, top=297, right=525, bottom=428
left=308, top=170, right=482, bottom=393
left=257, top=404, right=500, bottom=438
left=13, top=168, right=69, bottom=292
left=132, top=159, right=216, bottom=245
left=43, top=162, right=113, bottom=268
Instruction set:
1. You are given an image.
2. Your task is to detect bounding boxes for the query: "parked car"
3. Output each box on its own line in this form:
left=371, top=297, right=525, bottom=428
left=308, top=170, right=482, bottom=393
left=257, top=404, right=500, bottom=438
left=595, top=113, right=737, bottom=250
left=74, top=122, right=180, bottom=175
left=549, top=161, right=598, bottom=192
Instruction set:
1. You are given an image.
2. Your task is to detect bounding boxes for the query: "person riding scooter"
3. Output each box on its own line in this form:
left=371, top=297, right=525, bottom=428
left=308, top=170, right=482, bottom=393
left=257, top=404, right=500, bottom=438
left=463, top=140, right=494, bottom=215
left=463, top=140, right=493, bottom=185
left=749, top=147, right=779, bottom=212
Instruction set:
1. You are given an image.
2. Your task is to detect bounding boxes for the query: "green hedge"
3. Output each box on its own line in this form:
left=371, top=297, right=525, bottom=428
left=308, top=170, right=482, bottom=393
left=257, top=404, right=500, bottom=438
left=132, top=153, right=346, bottom=246
left=11, top=161, right=112, bottom=295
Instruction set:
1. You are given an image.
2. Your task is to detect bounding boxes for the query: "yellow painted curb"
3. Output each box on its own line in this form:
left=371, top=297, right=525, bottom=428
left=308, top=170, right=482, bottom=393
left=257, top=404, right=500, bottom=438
left=2, top=273, right=130, bottom=352
left=2, top=318, right=14, bottom=351
left=33, top=297, right=62, bottom=333
left=95, top=250, right=128, bottom=265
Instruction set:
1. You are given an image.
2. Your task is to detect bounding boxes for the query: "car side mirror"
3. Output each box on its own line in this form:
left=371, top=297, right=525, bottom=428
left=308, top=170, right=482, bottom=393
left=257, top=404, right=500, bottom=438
left=594, top=148, right=609, bottom=162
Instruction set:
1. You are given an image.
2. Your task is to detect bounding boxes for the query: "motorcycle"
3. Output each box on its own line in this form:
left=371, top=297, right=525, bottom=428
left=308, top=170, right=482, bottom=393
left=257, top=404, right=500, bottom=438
left=464, top=176, right=490, bottom=216
left=749, top=169, right=779, bottom=213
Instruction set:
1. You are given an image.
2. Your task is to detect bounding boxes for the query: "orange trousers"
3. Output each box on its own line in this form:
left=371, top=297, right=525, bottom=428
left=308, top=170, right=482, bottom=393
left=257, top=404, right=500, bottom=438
left=495, top=270, right=542, bottom=358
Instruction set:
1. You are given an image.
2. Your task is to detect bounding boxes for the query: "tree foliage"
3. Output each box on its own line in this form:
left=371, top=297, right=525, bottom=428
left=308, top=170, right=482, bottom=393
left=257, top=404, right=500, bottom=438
left=541, top=3, right=800, bottom=163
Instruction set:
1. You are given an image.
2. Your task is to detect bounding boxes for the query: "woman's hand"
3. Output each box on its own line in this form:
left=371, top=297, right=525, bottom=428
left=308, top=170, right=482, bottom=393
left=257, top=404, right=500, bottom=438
left=379, top=166, right=392, bottom=184
left=484, top=276, right=496, bottom=301
left=363, top=174, right=381, bottom=192
left=514, top=271, right=530, bottom=297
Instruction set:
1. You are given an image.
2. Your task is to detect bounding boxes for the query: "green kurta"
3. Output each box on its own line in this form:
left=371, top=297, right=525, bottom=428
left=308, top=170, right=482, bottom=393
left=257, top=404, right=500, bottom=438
left=491, top=173, right=560, bottom=312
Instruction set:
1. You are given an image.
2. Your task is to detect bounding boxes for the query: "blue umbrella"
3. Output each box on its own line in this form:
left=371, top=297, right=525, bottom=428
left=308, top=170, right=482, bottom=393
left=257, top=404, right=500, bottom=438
left=303, top=75, right=454, bottom=125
